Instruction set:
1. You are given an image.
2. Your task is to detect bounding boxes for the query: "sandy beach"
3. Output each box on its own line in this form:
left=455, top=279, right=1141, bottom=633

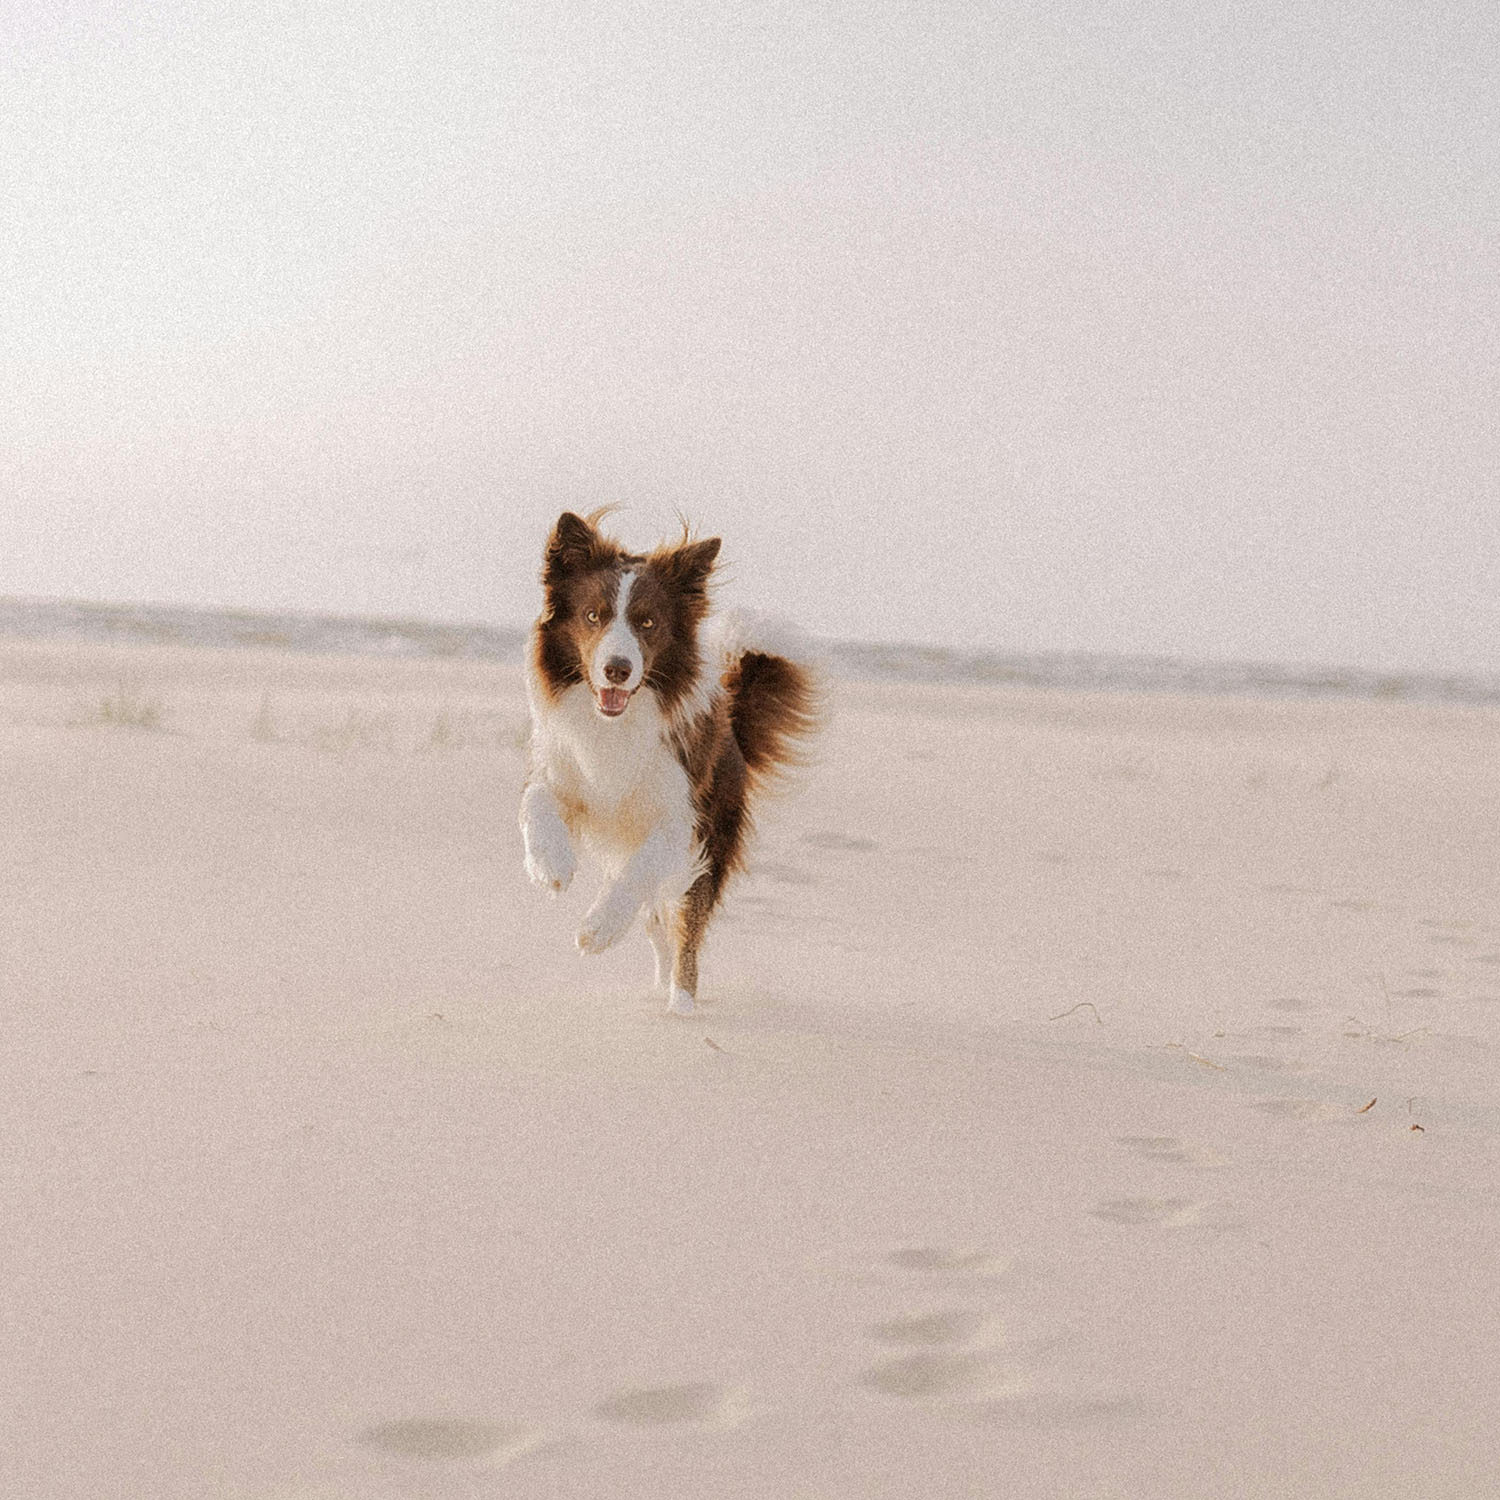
left=6, top=635, right=1500, bottom=1499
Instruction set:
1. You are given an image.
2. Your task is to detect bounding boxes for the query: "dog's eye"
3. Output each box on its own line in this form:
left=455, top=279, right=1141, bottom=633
left=585, top=609, right=600, bottom=624
left=639, top=618, right=654, bottom=631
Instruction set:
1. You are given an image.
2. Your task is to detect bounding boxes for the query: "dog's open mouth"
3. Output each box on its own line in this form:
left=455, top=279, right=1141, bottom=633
left=596, top=687, right=632, bottom=717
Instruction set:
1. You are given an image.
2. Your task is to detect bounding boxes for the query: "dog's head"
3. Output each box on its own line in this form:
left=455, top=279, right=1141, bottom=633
left=533, top=511, right=721, bottom=719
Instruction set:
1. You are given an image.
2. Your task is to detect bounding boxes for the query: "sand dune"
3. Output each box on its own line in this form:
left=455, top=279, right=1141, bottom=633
left=5, top=638, right=1500, bottom=1498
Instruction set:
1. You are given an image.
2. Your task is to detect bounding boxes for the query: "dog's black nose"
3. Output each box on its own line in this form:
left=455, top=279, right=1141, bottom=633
left=603, top=656, right=632, bottom=684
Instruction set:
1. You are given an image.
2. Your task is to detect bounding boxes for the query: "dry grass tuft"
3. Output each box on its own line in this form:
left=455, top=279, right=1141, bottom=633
left=82, top=681, right=166, bottom=731
left=243, top=698, right=529, bottom=756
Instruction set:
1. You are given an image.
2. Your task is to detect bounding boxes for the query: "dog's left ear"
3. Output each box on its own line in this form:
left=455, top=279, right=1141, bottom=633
left=544, top=511, right=603, bottom=582
left=661, top=537, right=721, bottom=593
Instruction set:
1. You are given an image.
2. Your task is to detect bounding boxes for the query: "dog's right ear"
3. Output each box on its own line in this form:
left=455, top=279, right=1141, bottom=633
left=544, top=512, right=601, bottom=581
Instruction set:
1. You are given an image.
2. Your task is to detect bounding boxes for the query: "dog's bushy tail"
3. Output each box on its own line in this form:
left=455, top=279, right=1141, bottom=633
left=712, top=611, right=821, bottom=784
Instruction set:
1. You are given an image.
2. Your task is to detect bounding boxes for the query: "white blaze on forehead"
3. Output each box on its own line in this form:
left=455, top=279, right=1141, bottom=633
left=591, top=569, right=643, bottom=692
left=614, top=569, right=635, bottom=620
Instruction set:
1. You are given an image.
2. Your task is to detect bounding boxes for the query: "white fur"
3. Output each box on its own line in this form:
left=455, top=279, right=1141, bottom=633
left=522, top=678, right=704, bottom=963
left=665, top=654, right=719, bottom=738
left=702, top=608, right=822, bottom=681
left=519, top=781, right=575, bottom=894
left=645, top=911, right=675, bottom=991
left=590, top=571, right=643, bottom=694
left=577, top=814, right=698, bottom=952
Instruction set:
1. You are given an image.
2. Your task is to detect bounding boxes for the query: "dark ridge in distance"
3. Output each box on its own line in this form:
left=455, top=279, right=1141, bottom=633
left=0, top=595, right=1496, bottom=708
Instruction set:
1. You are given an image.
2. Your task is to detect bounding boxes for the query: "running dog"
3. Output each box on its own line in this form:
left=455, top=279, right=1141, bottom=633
left=520, top=510, right=817, bottom=1013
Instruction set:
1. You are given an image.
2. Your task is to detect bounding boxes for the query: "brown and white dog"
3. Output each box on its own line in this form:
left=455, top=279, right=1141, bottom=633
left=520, top=510, right=818, bottom=1013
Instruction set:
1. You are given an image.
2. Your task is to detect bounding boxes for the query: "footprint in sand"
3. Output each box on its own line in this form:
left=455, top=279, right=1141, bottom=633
left=859, top=1324, right=1139, bottom=1428
left=754, top=861, right=817, bottom=886
left=1117, top=1136, right=1224, bottom=1167
left=859, top=1246, right=1025, bottom=1403
left=1090, top=1196, right=1203, bottom=1227
left=864, top=1248, right=1133, bottom=1423
left=593, top=1382, right=744, bottom=1428
left=357, top=1418, right=541, bottom=1465
left=861, top=1349, right=1029, bottom=1404
left=867, top=1309, right=990, bottom=1347
left=1250, top=1097, right=1349, bottom=1122
left=884, top=1246, right=1012, bottom=1279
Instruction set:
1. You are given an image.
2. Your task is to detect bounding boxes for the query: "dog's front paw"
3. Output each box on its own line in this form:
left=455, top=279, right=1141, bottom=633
left=576, top=888, right=639, bottom=954
left=524, top=838, right=575, bottom=895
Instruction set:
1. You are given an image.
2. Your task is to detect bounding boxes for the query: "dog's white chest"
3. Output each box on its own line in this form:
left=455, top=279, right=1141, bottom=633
left=532, top=684, right=687, bottom=856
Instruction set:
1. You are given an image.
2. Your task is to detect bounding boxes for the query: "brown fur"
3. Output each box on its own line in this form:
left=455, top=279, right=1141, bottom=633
left=726, top=650, right=821, bottom=784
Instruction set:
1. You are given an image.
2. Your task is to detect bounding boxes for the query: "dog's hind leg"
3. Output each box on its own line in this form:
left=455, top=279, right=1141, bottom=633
left=666, top=765, right=749, bottom=1015
left=667, top=877, right=718, bottom=1016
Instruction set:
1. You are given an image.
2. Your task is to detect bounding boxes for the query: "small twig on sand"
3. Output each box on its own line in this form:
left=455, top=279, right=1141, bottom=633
left=1356, top=1097, right=1377, bottom=1114
left=1048, top=1002, right=1104, bottom=1025
left=1162, top=1042, right=1228, bottom=1070
left=1344, top=1018, right=1431, bottom=1045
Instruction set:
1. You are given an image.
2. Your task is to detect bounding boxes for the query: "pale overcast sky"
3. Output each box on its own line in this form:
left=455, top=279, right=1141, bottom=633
left=3, top=0, right=1496, bottom=671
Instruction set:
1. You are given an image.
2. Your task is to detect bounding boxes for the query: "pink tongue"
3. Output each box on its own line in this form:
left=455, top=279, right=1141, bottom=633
left=599, top=687, right=630, bottom=715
